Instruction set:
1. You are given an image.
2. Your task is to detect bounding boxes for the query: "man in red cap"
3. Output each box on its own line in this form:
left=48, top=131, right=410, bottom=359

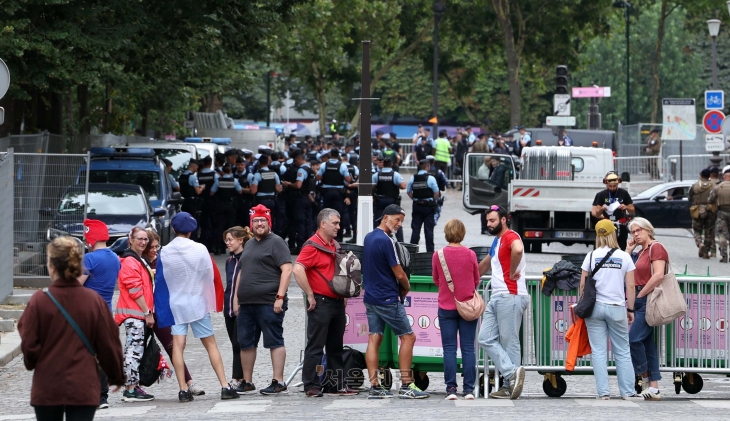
left=77, top=219, right=121, bottom=409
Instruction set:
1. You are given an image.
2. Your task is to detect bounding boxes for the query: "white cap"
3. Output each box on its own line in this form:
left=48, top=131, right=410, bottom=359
left=426, top=155, right=435, bottom=161
left=723, top=165, right=730, bottom=175
left=255, top=153, right=262, bottom=160
left=242, top=149, right=253, bottom=155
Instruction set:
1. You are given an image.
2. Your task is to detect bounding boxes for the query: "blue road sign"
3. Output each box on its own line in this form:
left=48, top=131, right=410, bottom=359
left=705, top=90, right=724, bottom=110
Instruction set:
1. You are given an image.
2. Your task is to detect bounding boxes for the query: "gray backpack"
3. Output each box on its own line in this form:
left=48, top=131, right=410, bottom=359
left=303, top=240, right=362, bottom=298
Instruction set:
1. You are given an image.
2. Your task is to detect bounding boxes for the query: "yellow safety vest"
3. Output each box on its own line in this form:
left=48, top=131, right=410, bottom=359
left=435, top=138, right=450, bottom=163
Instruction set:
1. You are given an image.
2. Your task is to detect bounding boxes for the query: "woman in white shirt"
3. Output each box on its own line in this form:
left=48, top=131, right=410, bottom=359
left=580, top=219, right=640, bottom=400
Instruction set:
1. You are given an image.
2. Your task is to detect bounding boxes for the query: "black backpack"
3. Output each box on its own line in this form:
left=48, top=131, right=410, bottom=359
left=139, top=328, right=163, bottom=387
left=319, top=346, right=367, bottom=391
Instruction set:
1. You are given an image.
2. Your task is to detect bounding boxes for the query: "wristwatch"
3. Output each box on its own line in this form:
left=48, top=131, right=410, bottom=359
left=626, top=308, right=635, bottom=313
left=276, top=294, right=285, bottom=300
left=144, top=310, right=152, bottom=316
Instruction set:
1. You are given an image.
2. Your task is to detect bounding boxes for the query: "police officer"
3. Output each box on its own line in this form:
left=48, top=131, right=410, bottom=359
left=341, top=154, right=359, bottom=239
left=426, top=155, right=448, bottom=225
left=211, top=164, right=242, bottom=254
left=309, top=160, right=323, bottom=235
left=282, top=149, right=310, bottom=253
left=407, top=159, right=440, bottom=253
left=269, top=152, right=288, bottom=237
left=709, top=168, right=730, bottom=263
left=645, top=129, right=661, bottom=180
left=225, top=149, right=238, bottom=167
left=250, top=154, right=282, bottom=229
left=316, top=149, right=352, bottom=242
left=179, top=159, right=205, bottom=241
left=196, top=155, right=219, bottom=250
left=689, top=169, right=716, bottom=259
left=591, top=171, right=634, bottom=250
left=242, top=149, right=255, bottom=172
left=233, top=158, right=253, bottom=228
left=163, top=158, right=180, bottom=192
left=373, top=157, right=406, bottom=242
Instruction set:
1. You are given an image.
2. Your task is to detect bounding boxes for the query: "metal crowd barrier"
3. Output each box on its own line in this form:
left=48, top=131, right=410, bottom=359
left=475, top=274, right=730, bottom=398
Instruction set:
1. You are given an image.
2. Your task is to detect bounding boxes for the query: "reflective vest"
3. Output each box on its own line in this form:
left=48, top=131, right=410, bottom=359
left=197, top=171, right=216, bottom=201
left=283, top=163, right=302, bottom=196
left=323, top=161, right=345, bottom=186
left=257, top=168, right=277, bottom=195
left=179, top=172, right=195, bottom=200
left=216, top=176, right=236, bottom=203
left=412, top=173, right=433, bottom=200
left=434, top=138, right=450, bottom=163
left=376, top=171, right=400, bottom=198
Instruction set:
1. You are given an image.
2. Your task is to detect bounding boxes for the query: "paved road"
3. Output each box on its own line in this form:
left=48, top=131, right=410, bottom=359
left=2, top=187, right=730, bottom=419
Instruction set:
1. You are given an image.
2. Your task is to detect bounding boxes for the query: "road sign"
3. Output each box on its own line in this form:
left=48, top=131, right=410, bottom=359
left=571, top=87, right=611, bottom=98
left=553, top=94, right=571, bottom=116
left=705, top=134, right=725, bottom=152
left=662, top=98, right=696, bottom=140
left=705, top=90, right=724, bottom=110
left=183, top=120, right=194, bottom=129
left=546, top=116, right=576, bottom=126
left=703, top=110, right=725, bottom=134
left=0, top=59, right=8, bottom=100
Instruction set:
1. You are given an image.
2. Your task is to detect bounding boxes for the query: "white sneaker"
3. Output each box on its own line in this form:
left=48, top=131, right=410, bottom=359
left=641, top=390, right=661, bottom=401
left=445, top=393, right=458, bottom=400
left=187, top=382, right=205, bottom=396
left=463, top=393, right=475, bottom=400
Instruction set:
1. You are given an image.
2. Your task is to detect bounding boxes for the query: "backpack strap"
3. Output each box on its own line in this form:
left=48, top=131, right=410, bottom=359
left=302, top=239, right=336, bottom=255
left=44, top=289, right=96, bottom=357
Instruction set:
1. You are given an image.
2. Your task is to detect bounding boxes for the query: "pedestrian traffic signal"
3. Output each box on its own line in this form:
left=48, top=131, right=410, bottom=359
left=556, top=65, right=569, bottom=95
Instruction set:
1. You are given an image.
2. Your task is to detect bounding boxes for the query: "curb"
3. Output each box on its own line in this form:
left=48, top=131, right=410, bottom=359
left=0, top=330, right=21, bottom=367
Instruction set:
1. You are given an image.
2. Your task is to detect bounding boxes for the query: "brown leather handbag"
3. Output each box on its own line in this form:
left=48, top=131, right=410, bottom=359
left=437, top=249, right=485, bottom=321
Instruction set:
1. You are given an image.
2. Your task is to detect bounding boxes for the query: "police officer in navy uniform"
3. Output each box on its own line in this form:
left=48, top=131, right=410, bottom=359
left=372, top=157, right=406, bottom=242
left=269, top=152, right=288, bottom=237
left=250, top=154, right=282, bottom=228
left=196, top=155, right=218, bottom=250
left=179, top=159, right=205, bottom=242
left=233, top=158, right=253, bottom=228
left=407, top=159, right=440, bottom=253
left=211, top=164, right=242, bottom=254
left=316, top=149, right=352, bottom=242
left=281, top=149, right=309, bottom=253
left=340, top=154, right=359, bottom=239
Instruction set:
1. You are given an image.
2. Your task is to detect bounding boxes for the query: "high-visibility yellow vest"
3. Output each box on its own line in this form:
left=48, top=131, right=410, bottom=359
left=434, top=137, right=450, bottom=163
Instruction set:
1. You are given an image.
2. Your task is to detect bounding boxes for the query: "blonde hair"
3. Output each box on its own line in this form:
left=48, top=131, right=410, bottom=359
left=444, top=219, right=466, bottom=243
left=223, top=226, right=253, bottom=243
left=47, top=237, right=83, bottom=280
left=628, top=217, right=655, bottom=239
left=595, top=231, right=620, bottom=249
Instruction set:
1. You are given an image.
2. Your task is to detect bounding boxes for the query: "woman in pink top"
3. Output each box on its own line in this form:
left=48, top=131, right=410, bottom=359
left=432, top=219, right=481, bottom=400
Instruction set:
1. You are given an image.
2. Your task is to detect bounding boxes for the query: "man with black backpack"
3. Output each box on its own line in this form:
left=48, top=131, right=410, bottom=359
left=293, top=208, right=360, bottom=397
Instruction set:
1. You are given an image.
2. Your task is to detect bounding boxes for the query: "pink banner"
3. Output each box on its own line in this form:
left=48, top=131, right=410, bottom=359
left=675, top=294, right=727, bottom=358
left=343, top=295, right=370, bottom=352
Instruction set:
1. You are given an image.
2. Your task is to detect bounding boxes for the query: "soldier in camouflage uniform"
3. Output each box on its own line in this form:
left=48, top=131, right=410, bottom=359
left=688, top=169, right=716, bottom=259
left=709, top=168, right=730, bottom=263
left=644, top=129, right=661, bottom=180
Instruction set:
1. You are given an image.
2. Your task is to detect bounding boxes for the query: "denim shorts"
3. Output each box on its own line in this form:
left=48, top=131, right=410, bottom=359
left=171, top=313, right=214, bottom=339
left=237, top=302, right=287, bottom=350
left=364, top=302, right=413, bottom=337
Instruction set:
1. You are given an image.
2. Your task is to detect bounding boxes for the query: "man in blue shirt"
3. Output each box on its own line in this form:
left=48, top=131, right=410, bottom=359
left=78, top=219, right=121, bottom=409
left=250, top=155, right=282, bottom=229
left=372, top=157, right=406, bottom=242
left=518, top=126, right=531, bottom=148
left=315, top=149, right=352, bottom=242
left=362, top=204, right=429, bottom=400
left=407, top=159, right=440, bottom=253
left=163, top=158, right=180, bottom=192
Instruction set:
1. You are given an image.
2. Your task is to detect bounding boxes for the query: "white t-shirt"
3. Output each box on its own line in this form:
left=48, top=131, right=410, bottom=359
left=581, top=246, right=635, bottom=305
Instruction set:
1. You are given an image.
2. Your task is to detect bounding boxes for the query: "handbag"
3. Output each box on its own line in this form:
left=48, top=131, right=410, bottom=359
left=574, top=248, right=617, bottom=319
left=437, top=249, right=485, bottom=321
left=645, top=243, right=686, bottom=326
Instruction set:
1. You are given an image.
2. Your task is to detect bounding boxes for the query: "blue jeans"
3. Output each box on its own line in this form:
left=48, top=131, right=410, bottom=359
left=584, top=302, right=635, bottom=397
left=478, top=294, right=529, bottom=387
left=629, top=296, right=662, bottom=381
left=438, top=308, right=478, bottom=394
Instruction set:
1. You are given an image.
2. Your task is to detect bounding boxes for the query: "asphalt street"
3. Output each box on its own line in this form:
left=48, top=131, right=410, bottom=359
left=2, top=187, right=730, bottom=420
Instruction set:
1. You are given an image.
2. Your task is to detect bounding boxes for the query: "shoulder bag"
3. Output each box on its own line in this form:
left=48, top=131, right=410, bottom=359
left=574, top=248, right=617, bottom=319
left=436, top=249, right=485, bottom=321
left=44, top=289, right=97, bottom=357
left=645, top=243, right=686, bottom=326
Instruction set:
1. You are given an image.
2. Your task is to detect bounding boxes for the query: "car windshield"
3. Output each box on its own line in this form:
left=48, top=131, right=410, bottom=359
left=88, top=170, right=161, bottom=201
left=59, top=190, right=147, bottom=215
left=634, top=183, right=690, bottom=199
left=155, top=149, right=191, bottom=179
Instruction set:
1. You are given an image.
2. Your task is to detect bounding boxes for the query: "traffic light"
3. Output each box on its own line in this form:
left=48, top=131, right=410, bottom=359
left=556, top=65, right=569, bottom=95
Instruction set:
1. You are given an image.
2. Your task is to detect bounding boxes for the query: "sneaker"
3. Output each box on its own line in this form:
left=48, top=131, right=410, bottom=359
left=509, top=366, right=526, bottom=400
left=123, top=388, right=154, bottom=402
left=306, top=387, right=324, bottom=397
left=327, top=387, right=359, bottom=396
left=641, top=389, right=661, bottom=401
left=260, top=379, right=288, bottom=395
left=623, top=393, right=645, bottom=401
left=98, top=397, right=109, bottom=409
left=398, top=382, right=430, bottom=399
left=445, top=393, right=458, bottom=400
left=464, top=393, right=475, bottom=400
left=597, top=395, right=610, bottom=400
left=221, top=385, right=240, bottom=400
left=188, top=382, right=205, bottom=396
left=368, top=384, right=394, bottom=399
left=489, top=386, right=511, bottom=399
left=237, top=381, right=256, bottom=395
left=178, top=389, right=194, bottom=403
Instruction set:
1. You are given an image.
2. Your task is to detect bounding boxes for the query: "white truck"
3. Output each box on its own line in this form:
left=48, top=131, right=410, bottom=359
left=462, top=146, right=621, bottom=253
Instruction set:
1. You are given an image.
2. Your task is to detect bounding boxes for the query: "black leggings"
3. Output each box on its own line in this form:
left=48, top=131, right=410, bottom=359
left=34, top=405, right=96, bottom=421
left=224, top=314, right=243, bottom=380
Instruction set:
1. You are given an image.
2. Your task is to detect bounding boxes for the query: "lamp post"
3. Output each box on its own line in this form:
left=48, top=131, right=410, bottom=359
left=708, top=19, right=722, bottom=167
left=613, top=1, right=631, bottom=125
left=432, top=0, right=446, bottom=135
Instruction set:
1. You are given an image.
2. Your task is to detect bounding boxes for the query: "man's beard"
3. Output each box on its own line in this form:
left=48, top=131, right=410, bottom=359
left=487, top=221, right=503, bottom=235
left=385, top=219, right=400, bottom=235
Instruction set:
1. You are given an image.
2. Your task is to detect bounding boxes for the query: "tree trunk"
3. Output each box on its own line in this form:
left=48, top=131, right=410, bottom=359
left=77, top=84, right=90, bottom=135
left=64, top=93, right=74, bottom=137
left=650, top=0, right=669, bottom=124
left=492, top=0, right=521, bottom=127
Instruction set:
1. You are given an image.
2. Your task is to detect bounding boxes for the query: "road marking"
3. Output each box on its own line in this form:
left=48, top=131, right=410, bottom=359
left=573, top=399, right=639, bottom=407
left=454, top=400, right=514, bottom=407
left=95, top=405, right=157, bottom=418
left=691, top=400, right=730, bottom=408
left=0, top=415, right=35, bottom=420
left=208, top=399, right=272, bottom=413
left=324, top=400, right=391, bottom=410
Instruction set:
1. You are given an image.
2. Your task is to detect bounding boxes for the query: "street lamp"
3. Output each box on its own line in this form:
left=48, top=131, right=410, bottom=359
left=708, top=19, right=722, bottom=167
left=613, top=1, right=631, bottom=125
left=432, top=0, right=446, bottom=135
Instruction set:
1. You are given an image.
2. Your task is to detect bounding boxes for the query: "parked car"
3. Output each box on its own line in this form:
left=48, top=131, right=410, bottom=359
left=631, top=180, right=696, bottom=228
left=44, top=183, right=166, bottom=247
left=113, top=142, right=199, bottom=179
